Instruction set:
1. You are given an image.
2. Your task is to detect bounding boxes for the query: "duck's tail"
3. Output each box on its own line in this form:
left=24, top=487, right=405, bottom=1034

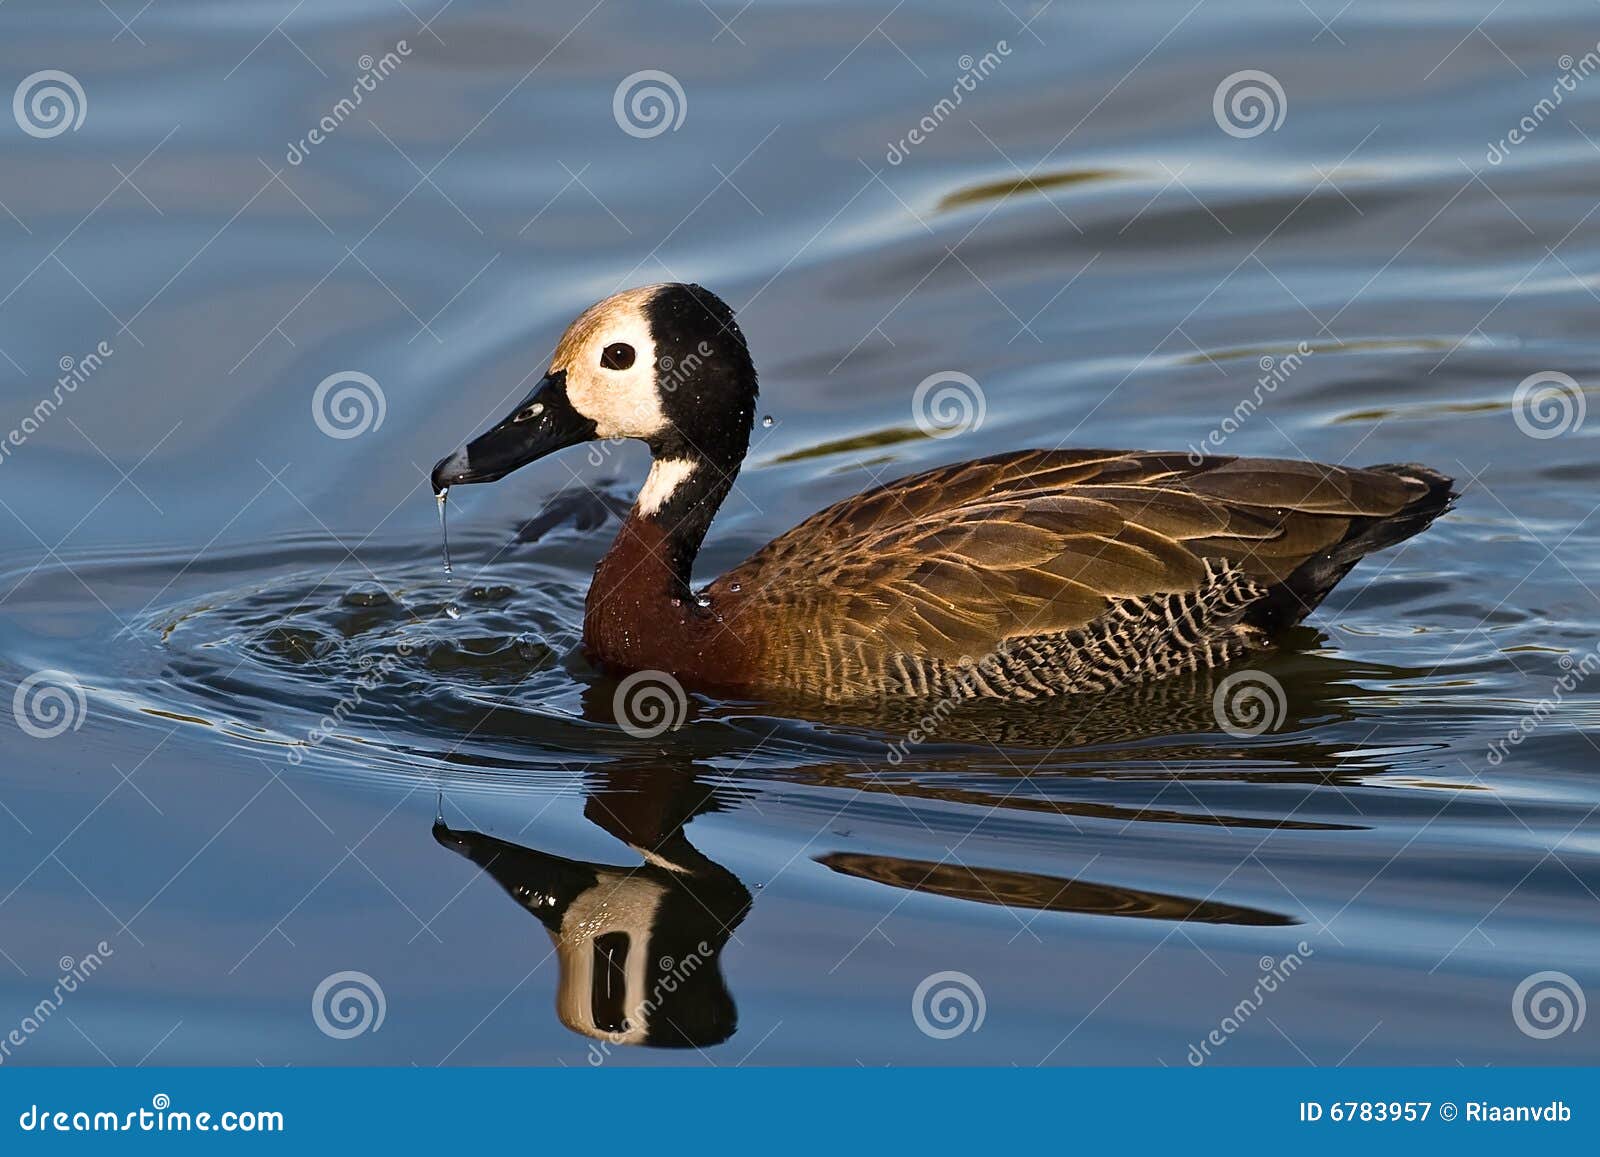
left=1248, top=462, right=1458, bottom=633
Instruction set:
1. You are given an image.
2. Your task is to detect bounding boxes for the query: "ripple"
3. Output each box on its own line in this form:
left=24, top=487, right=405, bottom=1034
left=936, top=166, right=1129, bottom=212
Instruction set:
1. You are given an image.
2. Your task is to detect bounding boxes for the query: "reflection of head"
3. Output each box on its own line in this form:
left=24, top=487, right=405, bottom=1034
left=434, top=820, right=750, bottom=1049
left=552, top=875, right=735, bottom=1048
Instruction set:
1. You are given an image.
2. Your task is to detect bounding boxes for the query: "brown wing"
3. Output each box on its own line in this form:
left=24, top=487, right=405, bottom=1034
left=709, top=450, right=1436, bottom=691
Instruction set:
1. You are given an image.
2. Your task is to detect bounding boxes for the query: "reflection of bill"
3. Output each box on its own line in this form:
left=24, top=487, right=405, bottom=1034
left=434, top=768, right=750, bottom=1051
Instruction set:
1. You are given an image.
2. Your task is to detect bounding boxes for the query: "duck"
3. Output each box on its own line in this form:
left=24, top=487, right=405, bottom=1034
left=431, top=282, right=1456, bottom=706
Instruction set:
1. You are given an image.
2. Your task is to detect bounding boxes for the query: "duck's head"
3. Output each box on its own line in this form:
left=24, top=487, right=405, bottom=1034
left=430, top=283, right=758, bottom=521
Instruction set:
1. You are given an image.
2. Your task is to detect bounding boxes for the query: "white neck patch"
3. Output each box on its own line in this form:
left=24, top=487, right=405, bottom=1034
left=636, top=457, right=698, bottom=517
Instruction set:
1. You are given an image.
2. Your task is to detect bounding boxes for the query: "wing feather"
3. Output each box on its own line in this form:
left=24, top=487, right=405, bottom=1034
left=710, top=450, right=1432, bottom=669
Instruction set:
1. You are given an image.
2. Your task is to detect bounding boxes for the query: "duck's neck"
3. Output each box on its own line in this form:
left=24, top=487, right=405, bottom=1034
left=632, top=453, right=735, bottom=587
left=584, top=450, right=740, bottom=671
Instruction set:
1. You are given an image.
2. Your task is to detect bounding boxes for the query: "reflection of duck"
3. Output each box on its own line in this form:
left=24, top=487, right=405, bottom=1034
left=750, top=645, right=1452, bottom=836
left=434, top=767, right=750, bottom=1049
left=432, top=282, right=1455, bottom=705
left=426, top=644, right=1433, bottom=1047
left=818, top=853, right=1296, bottom=926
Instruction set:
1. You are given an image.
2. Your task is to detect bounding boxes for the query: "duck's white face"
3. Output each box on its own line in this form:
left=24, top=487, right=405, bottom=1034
left=550, top=284, right=669, bottom=441
left=431, top=281, right=756, bottom=521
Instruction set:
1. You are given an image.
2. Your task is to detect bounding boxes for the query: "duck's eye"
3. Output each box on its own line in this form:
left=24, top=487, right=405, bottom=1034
left=600, top=342, right=636, bottom=371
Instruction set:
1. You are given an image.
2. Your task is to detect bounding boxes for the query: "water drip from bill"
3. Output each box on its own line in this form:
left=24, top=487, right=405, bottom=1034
left=435, top=487, right=452, bottom=577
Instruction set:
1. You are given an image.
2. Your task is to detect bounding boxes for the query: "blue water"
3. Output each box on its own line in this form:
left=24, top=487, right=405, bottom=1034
left=0, top=0, right=1595, bottom=1065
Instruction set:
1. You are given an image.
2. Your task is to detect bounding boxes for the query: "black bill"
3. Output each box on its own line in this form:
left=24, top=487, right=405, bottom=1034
left=430, top=370, right=595, bottom=494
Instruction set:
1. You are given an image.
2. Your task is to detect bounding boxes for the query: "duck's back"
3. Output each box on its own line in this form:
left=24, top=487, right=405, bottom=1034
left=707, top=450, right=1455, bottom=704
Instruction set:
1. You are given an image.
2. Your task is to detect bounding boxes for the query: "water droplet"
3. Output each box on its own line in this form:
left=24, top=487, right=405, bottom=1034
left=695, top=594, right=711, bottom=608
left=669, top=597, right=682, bottom=608
left=760, top=415, right=775, bottom=428
left=444, top=603, right=461, bottom=620
left=435, top=488, right=453, bottom=577
left=729, top=582, right=741, bottom=593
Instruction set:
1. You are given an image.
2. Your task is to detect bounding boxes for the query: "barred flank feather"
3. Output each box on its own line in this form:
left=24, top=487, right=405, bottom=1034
left=707, top=451, right=1456, bottom=703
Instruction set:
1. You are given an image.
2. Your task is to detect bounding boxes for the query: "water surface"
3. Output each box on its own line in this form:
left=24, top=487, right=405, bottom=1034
left=0, top=0, right=1597, bottom=1065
